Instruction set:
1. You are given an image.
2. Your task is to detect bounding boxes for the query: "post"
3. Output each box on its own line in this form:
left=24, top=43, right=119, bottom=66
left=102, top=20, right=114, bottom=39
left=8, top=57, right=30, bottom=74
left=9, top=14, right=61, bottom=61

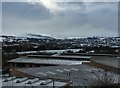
left=53, top=78, right=55, bottom=88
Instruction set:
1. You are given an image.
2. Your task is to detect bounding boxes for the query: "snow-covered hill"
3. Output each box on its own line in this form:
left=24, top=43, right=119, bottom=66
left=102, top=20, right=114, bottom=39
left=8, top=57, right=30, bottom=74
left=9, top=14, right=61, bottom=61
left=17, top=33, right=55, bottom=40
left=1, top=33, right=55, bottom=43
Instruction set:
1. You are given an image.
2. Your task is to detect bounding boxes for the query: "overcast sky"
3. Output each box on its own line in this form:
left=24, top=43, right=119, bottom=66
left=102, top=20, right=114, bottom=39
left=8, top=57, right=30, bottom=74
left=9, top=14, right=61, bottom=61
left=2, top=0, right=118, bottom=38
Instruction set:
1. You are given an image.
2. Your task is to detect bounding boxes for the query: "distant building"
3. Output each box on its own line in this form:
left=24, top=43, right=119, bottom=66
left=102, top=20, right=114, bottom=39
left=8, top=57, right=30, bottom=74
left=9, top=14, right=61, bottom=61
left=90, top=56, right=120, bottom=73
left=6, top=54, right=120, bottom=87
left=2, top=77, right=68, bottom=88
left=9, top=65, right=119, bottom=87
left=8, top=55, right=90, bottom=70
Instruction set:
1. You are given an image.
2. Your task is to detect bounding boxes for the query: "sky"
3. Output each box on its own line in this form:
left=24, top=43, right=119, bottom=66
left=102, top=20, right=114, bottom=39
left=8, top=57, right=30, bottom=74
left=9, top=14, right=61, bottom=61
left=2, top=0, right=119, bottom=38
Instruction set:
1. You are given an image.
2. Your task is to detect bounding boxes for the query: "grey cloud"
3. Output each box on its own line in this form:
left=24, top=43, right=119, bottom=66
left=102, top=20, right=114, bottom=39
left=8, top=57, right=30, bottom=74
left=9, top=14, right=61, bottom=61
left=2, top=2, right=118, bottom=37
left=2, top=2, right=54, bottom=21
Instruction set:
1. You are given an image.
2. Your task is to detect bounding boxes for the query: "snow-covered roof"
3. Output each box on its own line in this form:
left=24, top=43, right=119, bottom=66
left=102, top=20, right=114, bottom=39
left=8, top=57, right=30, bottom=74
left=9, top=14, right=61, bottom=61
left=2, top=77, right=67, bottom=87
left=8, top=57, right=89, bottom=65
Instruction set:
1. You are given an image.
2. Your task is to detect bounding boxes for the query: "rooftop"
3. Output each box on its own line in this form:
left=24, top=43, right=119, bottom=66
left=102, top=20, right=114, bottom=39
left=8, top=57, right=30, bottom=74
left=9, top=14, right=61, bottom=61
left=27, top=54, right=91, bottom=60
left=91, top=56, right=119, bottom=69
left=8, top=57, right=89, bottom=65
left=2, top=77, right=67, bottom=87
left=15, top=65, right=120, bottom=86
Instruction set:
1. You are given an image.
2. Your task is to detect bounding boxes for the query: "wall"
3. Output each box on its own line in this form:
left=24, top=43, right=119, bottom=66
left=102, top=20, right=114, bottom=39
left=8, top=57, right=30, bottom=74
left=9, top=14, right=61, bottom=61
left=10, top=69, right=33, bottom=78
left=90, top=61, right=119, bottom=73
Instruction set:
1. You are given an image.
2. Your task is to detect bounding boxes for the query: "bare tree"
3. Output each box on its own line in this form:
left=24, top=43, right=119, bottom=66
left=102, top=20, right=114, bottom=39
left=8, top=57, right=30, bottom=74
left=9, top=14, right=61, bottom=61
left=91, top=70, right=118, bottom=87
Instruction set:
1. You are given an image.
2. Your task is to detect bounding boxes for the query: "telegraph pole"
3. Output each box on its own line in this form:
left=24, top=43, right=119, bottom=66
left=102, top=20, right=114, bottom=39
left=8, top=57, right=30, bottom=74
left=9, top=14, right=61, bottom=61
left=53, top=78, right=55, bottom=88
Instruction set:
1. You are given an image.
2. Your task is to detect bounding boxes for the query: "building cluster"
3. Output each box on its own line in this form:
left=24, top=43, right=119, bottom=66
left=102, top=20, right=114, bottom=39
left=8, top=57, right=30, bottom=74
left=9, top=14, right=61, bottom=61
left=2, top=35, right=120, bottom=53
left=1, top=34, right=120, bottom=87
left=2, top=53, right=120, bottom=88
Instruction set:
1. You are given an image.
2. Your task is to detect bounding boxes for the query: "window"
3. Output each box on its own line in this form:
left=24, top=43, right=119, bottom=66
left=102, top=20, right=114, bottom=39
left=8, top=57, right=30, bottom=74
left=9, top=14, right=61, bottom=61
left=16, top=63, right=25, bottom=68
left=29, top=64, right=33, bottom=67
left=36, top=64, right=40, bottom=67
left=12, top=63, right=15, bottom=67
